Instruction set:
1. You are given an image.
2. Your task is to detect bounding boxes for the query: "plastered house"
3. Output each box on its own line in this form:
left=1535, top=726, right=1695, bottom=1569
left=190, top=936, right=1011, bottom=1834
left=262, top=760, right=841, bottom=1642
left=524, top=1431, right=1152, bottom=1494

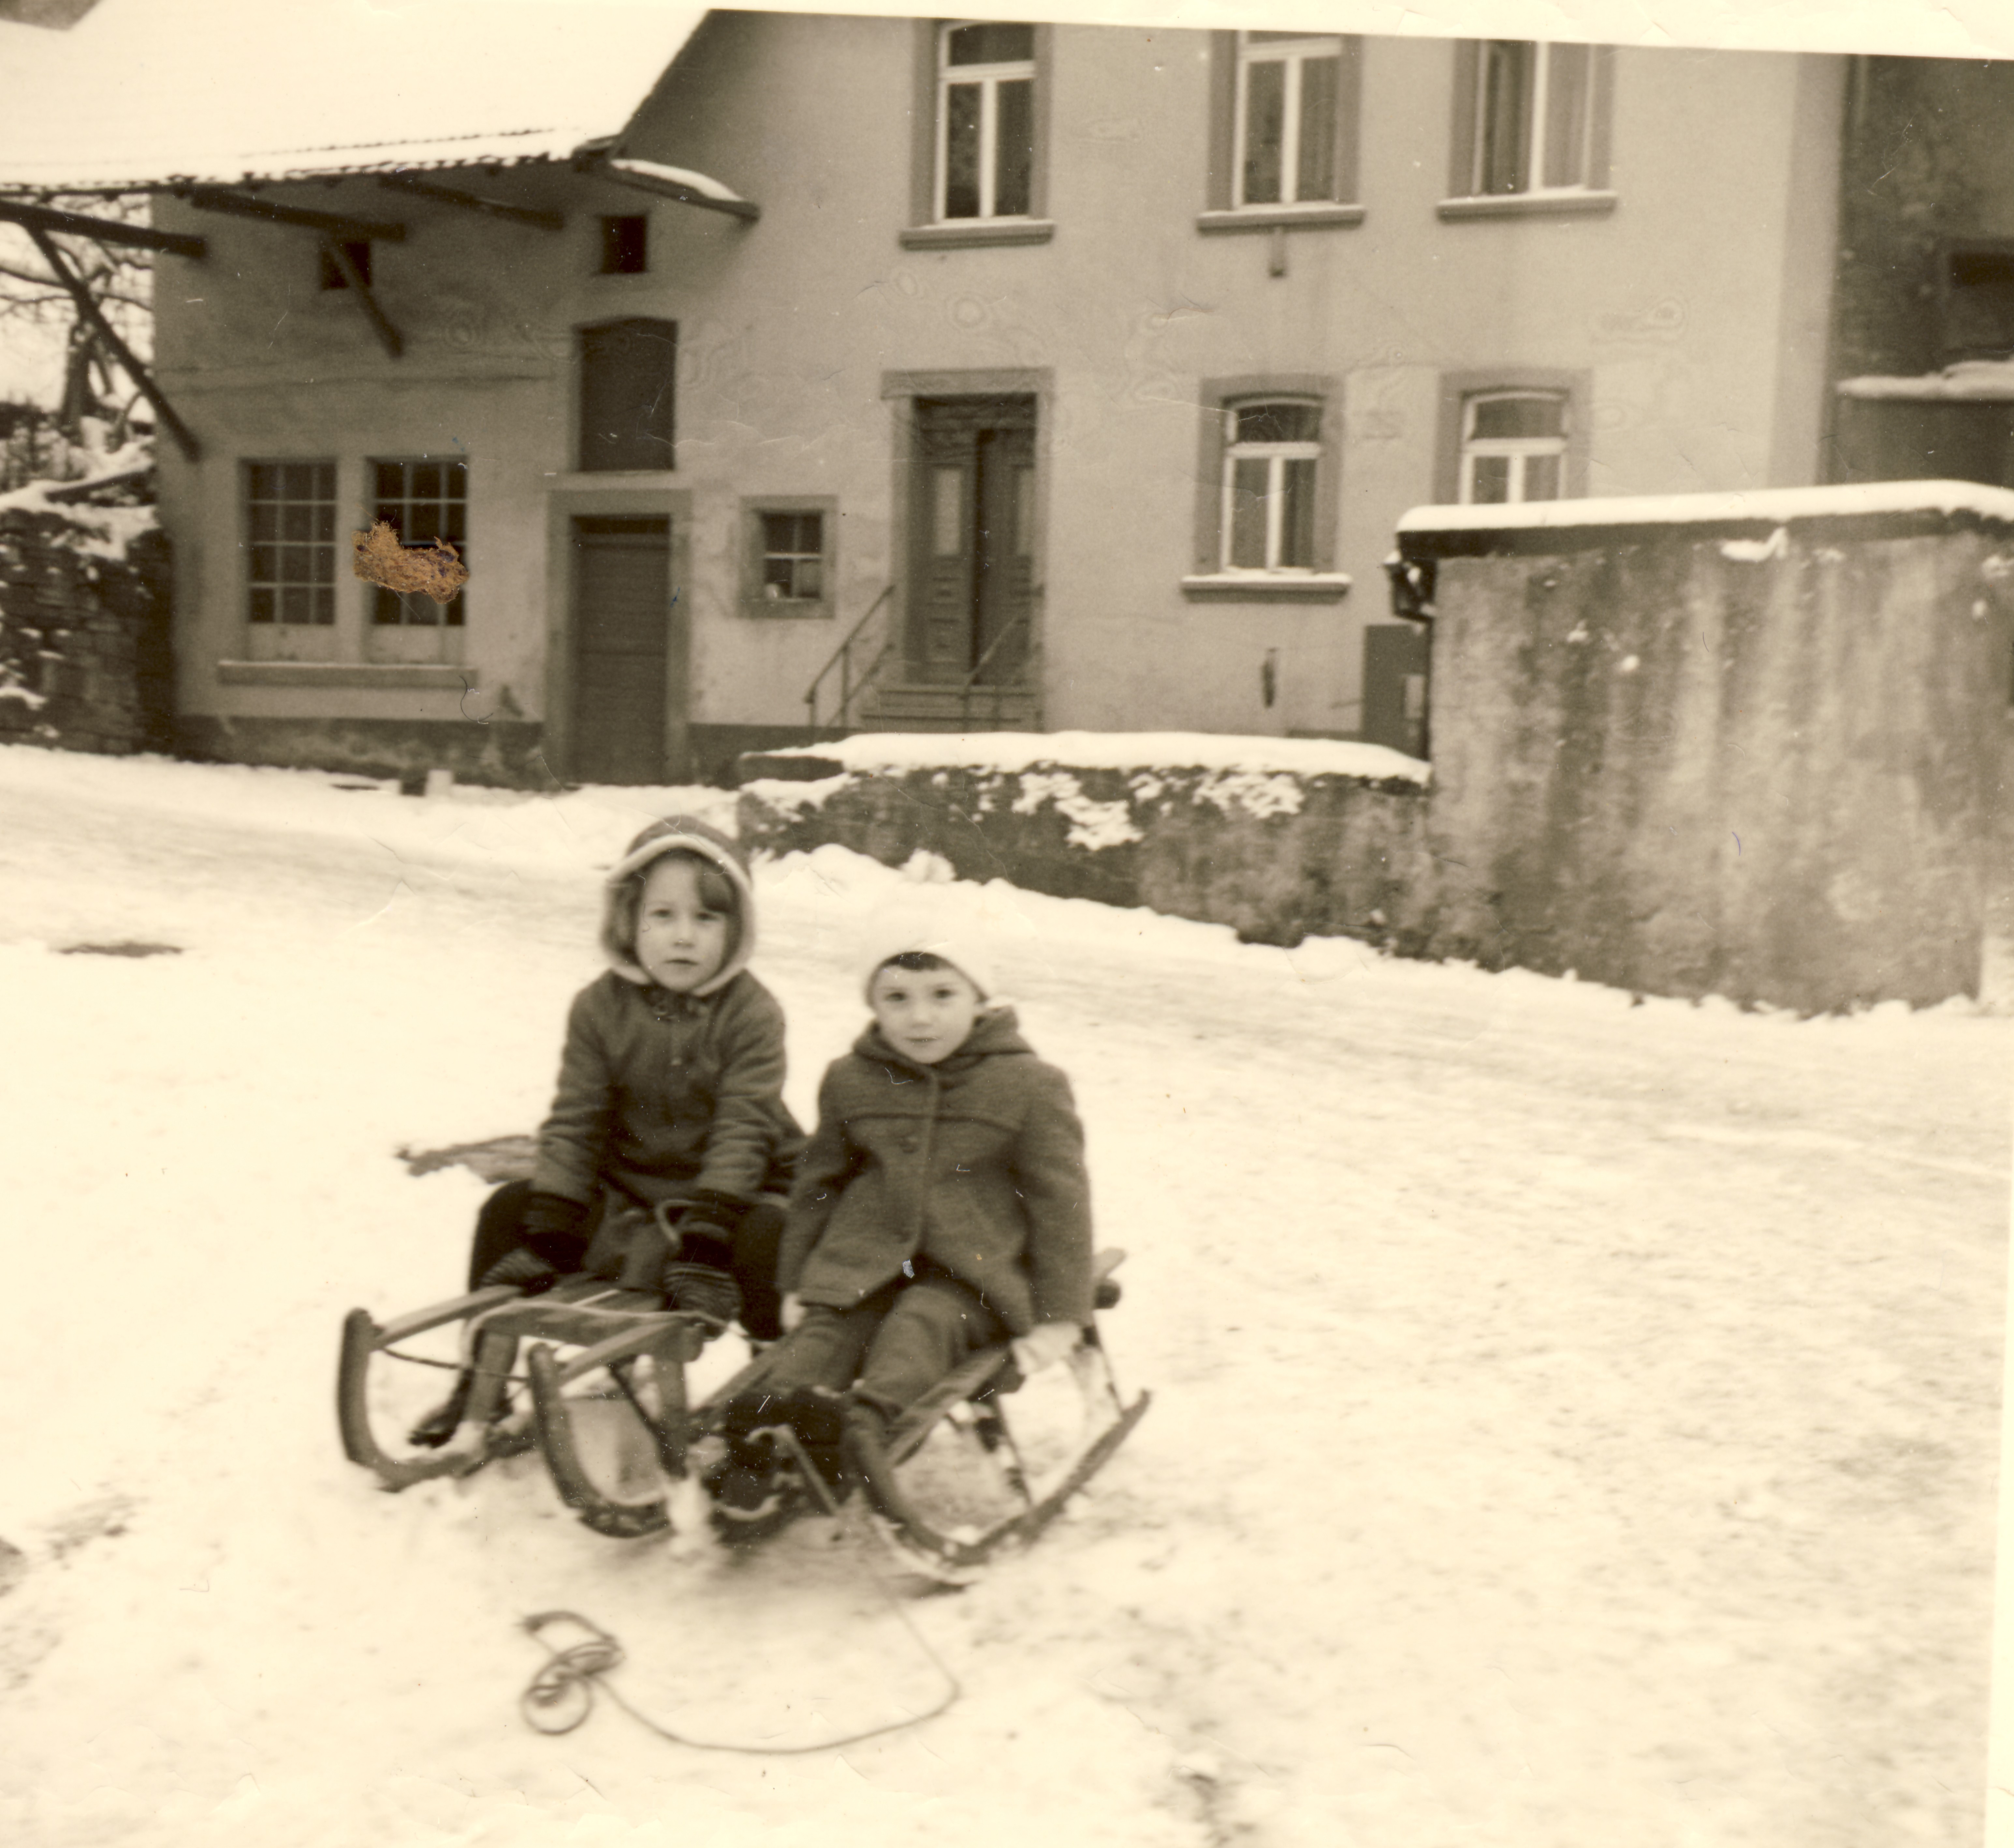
left=0, top=6, right=1848, bottom=784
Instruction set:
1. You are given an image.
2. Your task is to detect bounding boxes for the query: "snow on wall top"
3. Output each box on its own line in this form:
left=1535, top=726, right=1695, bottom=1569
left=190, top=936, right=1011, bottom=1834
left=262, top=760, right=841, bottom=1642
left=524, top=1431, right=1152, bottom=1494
left=1396, top=478, right=2014, bottom=536
left=0, top=0, right=706, bottom=189
left=1837, top=361, right=2014, bottom=402
left=763, top=730, right=1431, bottom=785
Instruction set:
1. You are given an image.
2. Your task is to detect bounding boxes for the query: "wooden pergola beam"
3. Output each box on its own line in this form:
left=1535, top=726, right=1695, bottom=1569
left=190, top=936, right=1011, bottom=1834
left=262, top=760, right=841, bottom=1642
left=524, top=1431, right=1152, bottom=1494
left=0, top=197, right=206, bottom=260
left=27, top=226, right=200, bottom=461
left=377, top=173, right=564, bottom=231
left=179, top=188, right=406, bottom=243
left=319, top=236, right=403, bottom=359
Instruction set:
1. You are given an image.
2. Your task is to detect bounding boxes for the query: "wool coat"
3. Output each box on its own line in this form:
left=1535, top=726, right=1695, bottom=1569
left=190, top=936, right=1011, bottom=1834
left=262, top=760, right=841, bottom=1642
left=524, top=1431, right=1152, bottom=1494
left=777, top=1009, right=1095, bottom=1336
left=532, top=967, right=800, bottom=1221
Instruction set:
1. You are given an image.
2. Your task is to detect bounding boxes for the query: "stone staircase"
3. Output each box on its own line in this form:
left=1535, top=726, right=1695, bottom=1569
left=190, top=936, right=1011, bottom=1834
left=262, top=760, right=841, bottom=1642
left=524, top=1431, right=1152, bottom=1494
left=858, top=679, right=1040, bottom=733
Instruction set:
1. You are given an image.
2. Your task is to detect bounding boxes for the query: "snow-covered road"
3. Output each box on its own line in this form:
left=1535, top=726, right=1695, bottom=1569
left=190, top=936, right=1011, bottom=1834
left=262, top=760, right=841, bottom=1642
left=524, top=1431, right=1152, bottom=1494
left=0, top=744, right=2003, bottom=1848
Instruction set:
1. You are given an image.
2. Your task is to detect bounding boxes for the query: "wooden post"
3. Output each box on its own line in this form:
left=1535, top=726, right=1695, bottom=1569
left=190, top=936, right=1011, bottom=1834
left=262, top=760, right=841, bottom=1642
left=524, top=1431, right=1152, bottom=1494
left=27, top=227, right=200, bottom=462
left=320, top=237, right=404, bottom=359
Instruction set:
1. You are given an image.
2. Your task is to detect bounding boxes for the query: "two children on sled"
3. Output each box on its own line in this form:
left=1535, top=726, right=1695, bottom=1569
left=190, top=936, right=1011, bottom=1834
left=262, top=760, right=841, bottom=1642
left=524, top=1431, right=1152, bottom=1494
left=410, top=816, right=1093, bottom=1532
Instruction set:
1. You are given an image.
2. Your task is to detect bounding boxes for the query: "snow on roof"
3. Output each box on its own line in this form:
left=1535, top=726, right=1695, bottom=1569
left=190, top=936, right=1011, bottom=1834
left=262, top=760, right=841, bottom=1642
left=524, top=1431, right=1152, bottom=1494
left=0, top=0, right=708, bottom=190
left=1396, top=478, right=2014, bottom=536
left=759, top=730, right=1432, bottom=784
left=1837, top=361, right=2014, bottom=402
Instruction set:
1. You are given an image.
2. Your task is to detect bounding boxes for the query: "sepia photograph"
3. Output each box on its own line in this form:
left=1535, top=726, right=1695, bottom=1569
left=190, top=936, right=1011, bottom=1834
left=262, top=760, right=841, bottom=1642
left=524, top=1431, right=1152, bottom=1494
left=0, top=0, right=2008, bottom=1844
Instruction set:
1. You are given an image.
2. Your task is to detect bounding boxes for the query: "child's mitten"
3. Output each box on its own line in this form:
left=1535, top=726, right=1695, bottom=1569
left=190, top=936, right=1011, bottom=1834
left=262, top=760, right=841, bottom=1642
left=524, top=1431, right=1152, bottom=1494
left=671, top=1189, right=742, bottom=1270
left=480, top=1247, right=562, bottom=1293
left=1010, top=1319, right=1082, bottom=1376
left=660, top=1259, right=742, bottom=1329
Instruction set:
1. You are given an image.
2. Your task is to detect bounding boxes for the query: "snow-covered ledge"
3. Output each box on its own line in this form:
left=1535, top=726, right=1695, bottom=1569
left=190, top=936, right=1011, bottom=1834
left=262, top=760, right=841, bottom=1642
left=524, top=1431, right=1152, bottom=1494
left=737, top=730, right=1431, bottom=951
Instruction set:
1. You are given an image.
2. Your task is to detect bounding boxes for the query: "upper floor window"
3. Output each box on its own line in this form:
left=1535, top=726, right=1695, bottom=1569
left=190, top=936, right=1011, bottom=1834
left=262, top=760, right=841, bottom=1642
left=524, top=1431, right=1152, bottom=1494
left=578, top=318, right=677, bottom=473
left=370, top=458, right=468, bottom=627
left=1474, top=41, right=1592, bottom=194
left=1223, top=399, right=1321, bottom=571
left=600, top=215, right=648, bottom=275
left=1460, top=391, right=1567, bottom=503
left=1443, top=41, right=1613, bottom=218
left=1235, top=31, right=1344, bottom=208
left=937, top=20, right=1035, bottom=221
left=245, top=461, right=336, bottom=625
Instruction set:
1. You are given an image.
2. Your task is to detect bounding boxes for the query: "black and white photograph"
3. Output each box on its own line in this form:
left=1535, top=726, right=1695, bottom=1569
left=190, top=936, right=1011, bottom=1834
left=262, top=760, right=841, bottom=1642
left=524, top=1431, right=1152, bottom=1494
left=0, top=0, right=2008, bottom=1843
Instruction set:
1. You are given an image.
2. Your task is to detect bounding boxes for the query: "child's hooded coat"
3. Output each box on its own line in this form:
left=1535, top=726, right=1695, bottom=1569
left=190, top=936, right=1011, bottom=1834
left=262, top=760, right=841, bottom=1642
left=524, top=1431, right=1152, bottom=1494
left=778, top=1008, right=1095, bottom=1335
left=531, top=816, right=800, bottom=1220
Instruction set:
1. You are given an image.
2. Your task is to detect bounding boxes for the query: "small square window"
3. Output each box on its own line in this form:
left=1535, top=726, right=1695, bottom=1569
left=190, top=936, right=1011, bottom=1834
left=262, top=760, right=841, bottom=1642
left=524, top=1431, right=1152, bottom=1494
left=318, top=240, right=372, bottom=291
left=600, top=215, right=648, bottom=275
left=743, top=500, right=836, bottom=615
left=1460, top=391, right=1567, bottom=504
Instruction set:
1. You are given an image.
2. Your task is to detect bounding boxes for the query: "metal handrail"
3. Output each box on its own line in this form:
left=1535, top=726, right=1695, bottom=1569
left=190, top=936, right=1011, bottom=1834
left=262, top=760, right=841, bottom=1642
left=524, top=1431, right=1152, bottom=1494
left=804, top=584, right=895, bottom=734
left=956, top=607, right=1035, bottom=729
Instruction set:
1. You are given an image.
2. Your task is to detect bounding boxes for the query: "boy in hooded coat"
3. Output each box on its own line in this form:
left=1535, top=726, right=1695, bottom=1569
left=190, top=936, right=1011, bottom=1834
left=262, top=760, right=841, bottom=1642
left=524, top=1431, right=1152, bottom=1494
left=409, top=815, right=802, bottom=1448
left=709, top=924, right=1092, bottom=1528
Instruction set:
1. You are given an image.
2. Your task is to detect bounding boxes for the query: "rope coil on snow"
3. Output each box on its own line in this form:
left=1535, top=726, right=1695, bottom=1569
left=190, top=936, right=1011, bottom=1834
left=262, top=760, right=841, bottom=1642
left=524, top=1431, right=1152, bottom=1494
left=516, top=1432, right=962, bottom=1754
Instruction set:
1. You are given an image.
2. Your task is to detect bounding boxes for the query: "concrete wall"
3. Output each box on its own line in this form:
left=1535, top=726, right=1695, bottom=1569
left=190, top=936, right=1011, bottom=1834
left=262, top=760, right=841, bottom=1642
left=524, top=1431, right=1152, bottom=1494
left=0, top=511, right=172, bottom=757
left=743, top=498, right=2014, bottom=1013
left=152, top=15, right=1846, bottom=783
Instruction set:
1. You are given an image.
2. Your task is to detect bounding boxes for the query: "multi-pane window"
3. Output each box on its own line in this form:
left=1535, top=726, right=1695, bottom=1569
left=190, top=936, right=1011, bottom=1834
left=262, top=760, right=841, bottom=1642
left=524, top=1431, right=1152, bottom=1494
left=1222, top=400, right=1321, bottom=571
left=937, top=21, right=1035, bottom=221
left=1460, top=392, right=1567, bottom=503
left=1471, top=41, right=1596, bottom=196
left=245, top=461, right=337, bottom=625
left=759, top=511, right=824, bottom=602
left=370, top=458, right=468, bottom=627
left=1235, top=31, right=1342, bottom=207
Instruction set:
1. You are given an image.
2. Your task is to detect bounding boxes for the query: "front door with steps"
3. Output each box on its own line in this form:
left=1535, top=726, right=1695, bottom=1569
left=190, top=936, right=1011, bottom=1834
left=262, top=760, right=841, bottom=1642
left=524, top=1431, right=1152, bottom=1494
left=908, top=395, right=1037, bottom=691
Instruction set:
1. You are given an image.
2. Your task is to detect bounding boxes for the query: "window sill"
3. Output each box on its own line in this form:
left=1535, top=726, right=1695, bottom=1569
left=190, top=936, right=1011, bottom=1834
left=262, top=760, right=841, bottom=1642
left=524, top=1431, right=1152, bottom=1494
left=1437, top=191, right=1618, bottom=222
left=1196, top=205, right=1365, bottom=235
left=899, top=219, right=1057, bottom=250
left=1180, top=573, right=1352, bottom=604
left=740, top=602, right=834, bottom=620
left=218, top=660, right=476, bottom=690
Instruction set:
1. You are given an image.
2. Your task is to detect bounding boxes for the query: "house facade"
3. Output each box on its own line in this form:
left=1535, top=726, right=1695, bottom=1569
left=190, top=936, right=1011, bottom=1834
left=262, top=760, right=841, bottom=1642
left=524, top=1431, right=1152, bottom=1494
left=130, top=12, right=1846, bottom=784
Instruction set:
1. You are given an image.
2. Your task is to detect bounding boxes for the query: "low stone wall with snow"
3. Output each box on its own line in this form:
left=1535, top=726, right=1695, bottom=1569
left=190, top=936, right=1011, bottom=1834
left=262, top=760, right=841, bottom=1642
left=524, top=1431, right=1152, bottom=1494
left=0, top=507, right=172, bottom=758
left=737, top=738, right=1434, bottom=950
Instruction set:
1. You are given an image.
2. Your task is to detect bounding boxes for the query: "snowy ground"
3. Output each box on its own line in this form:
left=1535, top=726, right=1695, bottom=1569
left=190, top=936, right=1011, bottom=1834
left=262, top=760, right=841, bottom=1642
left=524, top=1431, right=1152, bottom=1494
left=0, top=742, right=2004, bottom=1848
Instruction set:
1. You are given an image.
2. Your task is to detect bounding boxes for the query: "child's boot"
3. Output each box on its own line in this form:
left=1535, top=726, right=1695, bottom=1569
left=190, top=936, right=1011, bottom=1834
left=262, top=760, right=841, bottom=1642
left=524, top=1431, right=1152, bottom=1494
left=406, top=1371, right=473, bottom=1449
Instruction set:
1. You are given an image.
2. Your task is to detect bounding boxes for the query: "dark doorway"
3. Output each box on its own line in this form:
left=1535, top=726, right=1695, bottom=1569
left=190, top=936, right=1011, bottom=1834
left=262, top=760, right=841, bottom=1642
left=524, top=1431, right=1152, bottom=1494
left=570, top=516, right=679, bottom=784
left=909, top=396, right=1036, bottom=685
left=1361, top=621, right=1429, bottom=758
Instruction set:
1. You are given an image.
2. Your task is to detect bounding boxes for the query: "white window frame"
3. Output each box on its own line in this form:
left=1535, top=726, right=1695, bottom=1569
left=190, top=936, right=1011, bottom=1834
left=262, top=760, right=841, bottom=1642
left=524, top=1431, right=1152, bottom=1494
left=1459, top=390, right=1568, bottom=505
left=935, top=21, right=1036, bottom=223
left=1220, top=398, right=1323, bottom=573
left=1232, top=31, right=1343, bottom=210
left=1471, top=40, right=1597, bottom=198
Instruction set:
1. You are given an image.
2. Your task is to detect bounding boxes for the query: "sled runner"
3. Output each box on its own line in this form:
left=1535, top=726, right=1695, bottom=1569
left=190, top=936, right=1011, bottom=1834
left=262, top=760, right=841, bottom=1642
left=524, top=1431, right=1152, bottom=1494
left=336, top=1251, right=1147, bottom=1565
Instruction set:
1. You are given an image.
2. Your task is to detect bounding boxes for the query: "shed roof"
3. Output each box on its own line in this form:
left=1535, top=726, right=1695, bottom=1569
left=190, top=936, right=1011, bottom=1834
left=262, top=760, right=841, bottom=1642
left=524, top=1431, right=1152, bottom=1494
left=0, top=0, right=708, bottom=191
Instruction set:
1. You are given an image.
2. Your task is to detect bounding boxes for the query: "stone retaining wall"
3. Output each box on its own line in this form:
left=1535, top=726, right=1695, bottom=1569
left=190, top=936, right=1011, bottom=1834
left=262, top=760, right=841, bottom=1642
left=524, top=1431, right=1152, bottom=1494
left=0, top=509, right=172, bottom=757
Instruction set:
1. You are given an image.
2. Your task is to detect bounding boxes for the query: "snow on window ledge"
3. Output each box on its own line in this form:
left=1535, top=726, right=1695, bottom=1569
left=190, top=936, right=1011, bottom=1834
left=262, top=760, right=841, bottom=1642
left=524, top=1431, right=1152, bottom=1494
left=1437, top=191, right=1618, bottom=221
left=1180, top=572, right=1351, bottom=603
left=899, top=220, right=1057, bottom=250
left=1196, top=205, right=1365, bottom=235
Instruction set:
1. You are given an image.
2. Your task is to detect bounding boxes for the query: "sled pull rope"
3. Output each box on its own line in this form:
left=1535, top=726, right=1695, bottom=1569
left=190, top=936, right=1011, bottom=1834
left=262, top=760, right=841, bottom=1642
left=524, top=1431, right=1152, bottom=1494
left=517, top=1446, right=962, bottom=1753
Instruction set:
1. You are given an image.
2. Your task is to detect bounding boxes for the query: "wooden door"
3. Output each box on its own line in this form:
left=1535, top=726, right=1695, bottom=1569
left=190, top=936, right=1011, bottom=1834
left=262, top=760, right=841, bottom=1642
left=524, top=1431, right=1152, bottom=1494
left=910, top=397, right=1036, bottom=684
left=570, top=517, right=677, bottom=784
left=1361, top=621, right=1429, bottom=758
